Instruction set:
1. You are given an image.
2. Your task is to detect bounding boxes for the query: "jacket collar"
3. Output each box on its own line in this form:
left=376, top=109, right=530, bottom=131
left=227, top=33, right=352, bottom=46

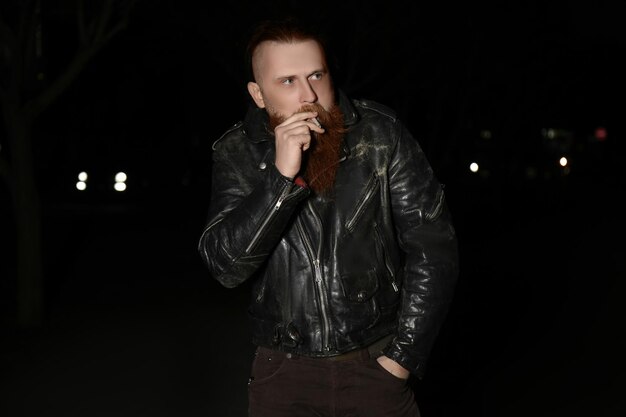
left=338, top=89, right=359, bottom=127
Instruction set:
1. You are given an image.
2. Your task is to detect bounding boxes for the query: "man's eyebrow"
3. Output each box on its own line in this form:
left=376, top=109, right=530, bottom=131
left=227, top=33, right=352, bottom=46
left=308, top=68, right=327, bottom=77
left=274, top=68, right=326, bottom=80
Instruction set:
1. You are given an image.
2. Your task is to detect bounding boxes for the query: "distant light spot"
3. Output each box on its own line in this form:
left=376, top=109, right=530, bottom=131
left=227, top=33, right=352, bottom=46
left=114, top=171, right=127, bottom=191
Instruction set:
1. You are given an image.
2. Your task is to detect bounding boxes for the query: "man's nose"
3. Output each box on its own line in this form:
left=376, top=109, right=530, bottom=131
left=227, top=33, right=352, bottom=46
left=300, top=81, right=318, bottom=103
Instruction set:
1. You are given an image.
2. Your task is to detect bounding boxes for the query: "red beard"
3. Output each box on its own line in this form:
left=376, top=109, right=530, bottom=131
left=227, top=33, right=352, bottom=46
left=269, top=103, right=345, bottom=196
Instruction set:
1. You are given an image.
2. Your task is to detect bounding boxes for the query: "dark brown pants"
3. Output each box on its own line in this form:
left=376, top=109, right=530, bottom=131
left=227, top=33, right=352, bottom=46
left=248, top=347, right=421, bottom=417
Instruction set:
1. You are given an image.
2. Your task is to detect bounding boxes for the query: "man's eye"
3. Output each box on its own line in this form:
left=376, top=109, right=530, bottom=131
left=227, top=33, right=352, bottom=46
left=281, top=78, right=294, bottom=85
left=310, top=73, right=322, bottom=80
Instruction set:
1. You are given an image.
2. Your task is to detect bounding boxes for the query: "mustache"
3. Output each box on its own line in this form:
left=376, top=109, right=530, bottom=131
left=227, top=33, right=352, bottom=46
left=297, top=104, right=332, bottom=130
left=298, top=104, right=346, bottom=144
left=267, top=104, right=345, bottom=143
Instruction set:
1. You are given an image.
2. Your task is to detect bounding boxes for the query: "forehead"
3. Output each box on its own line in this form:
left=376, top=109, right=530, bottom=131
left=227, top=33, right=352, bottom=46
left=253, top=39, right=326, bottom=78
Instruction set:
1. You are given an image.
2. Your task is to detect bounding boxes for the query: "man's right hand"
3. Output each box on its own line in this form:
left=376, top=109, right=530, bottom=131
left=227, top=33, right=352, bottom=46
left=274, top=111, right=325, bottom=178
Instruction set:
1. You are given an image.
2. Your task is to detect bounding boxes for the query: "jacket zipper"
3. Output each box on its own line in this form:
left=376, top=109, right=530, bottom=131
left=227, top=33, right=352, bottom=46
left=345, top=174, right=380, bottom=233
left=374, top=223, right=399, bottom=292
left=297, top=201, right=332, bottom=351
left=245, top=182, right=300, bottom=254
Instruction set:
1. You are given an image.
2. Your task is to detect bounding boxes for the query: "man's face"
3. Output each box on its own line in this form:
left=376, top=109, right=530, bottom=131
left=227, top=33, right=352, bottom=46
left=247, top=39, right=335, bottom=117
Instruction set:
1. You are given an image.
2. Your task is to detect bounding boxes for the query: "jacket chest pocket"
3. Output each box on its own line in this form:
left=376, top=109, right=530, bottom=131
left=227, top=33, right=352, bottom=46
left=345, top=174, right=380, bottom=233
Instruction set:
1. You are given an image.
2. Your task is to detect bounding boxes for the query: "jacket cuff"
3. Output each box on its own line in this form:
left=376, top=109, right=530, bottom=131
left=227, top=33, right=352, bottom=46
left=383, top=340, right=427, bottom=379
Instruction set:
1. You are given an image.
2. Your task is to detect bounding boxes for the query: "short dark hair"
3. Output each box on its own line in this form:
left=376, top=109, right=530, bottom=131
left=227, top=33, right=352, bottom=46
left=245, top=16, right=332, bottom=83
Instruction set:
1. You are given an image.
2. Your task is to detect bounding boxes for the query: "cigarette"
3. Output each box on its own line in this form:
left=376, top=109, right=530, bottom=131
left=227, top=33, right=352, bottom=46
left=311, top=117, right=323, bottom=129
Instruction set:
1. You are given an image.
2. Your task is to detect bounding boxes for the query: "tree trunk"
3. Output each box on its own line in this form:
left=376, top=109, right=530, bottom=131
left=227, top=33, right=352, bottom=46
left=11, top=114, right=44, bottom=327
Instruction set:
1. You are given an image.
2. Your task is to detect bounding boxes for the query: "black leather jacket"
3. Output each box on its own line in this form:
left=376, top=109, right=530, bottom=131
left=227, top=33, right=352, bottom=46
left=198, top=91, right=458, bottom=378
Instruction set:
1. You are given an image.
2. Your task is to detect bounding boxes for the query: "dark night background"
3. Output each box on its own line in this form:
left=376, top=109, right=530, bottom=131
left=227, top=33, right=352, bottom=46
left=1, top=1, right=625, bottom=416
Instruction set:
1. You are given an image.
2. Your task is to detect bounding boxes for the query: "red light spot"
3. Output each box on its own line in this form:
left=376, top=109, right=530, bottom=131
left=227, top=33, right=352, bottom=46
left=595, top=127, right=607, bottom=141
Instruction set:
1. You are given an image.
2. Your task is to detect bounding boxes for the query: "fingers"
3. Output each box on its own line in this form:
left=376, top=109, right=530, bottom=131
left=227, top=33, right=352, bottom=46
left=276, top=111, right=325, bottom=135
left=273, top=111, right=325, bottom=178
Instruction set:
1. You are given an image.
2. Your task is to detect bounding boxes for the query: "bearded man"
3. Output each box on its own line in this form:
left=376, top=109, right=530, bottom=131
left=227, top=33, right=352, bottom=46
left=198, top=16, right=459, bottom=417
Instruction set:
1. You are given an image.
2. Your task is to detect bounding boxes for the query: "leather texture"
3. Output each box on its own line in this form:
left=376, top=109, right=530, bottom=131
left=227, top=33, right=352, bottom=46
left=198, top=90, right=459, bottom=378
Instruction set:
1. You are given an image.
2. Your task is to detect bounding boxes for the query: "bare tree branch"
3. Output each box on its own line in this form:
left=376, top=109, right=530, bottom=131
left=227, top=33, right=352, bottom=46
left=93, top=0, right=114, bottom=44
left=99, top=13, right=132, bottom=45
left=16, top=0, right=35, bottom=53
left=22, top=45, right=91, bottom=117
left=77, top=0, right=87, bottom=45
left=0, top=4, right=23, bottom=95
left=22, top=1, right=137, bottom=118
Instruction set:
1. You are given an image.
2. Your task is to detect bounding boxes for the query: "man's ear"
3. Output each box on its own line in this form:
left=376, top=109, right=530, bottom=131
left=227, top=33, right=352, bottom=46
left=247, top=82, right=266, bottom=108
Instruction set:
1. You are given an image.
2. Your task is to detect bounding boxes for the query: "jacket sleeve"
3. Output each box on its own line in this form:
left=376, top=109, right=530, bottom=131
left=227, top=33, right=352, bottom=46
left=382, top=120, right=459, bottom=379
left=197, top=140, right=309, bottom=288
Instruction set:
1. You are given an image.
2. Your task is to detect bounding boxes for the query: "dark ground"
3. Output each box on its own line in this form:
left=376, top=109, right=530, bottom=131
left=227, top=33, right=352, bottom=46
left=1, top=165, right=625, bottom=417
